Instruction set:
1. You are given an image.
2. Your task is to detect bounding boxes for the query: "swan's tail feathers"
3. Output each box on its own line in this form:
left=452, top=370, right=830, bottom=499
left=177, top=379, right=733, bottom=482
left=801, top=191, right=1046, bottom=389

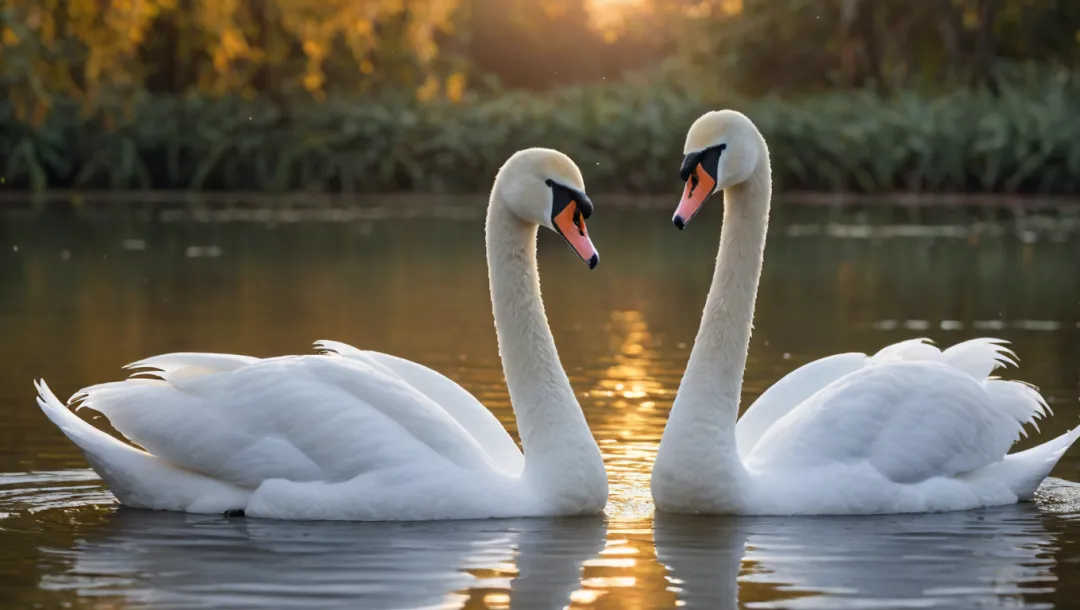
left=35, top=379, right=249, bottom=513
left=998, top=426, right=1080, bottom=501
left=36, top=379, right=146, bottom=462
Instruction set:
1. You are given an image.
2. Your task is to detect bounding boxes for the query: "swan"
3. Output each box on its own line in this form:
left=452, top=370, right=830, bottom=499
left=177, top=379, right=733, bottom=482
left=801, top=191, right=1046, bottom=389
left=650, top=110, right=1080, bottom=515
left=34, top=147, right=609, bottom=521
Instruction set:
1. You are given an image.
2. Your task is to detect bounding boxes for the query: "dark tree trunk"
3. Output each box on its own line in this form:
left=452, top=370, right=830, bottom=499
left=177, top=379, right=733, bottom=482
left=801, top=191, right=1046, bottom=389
left=971, top=0, right=1000, bottom=93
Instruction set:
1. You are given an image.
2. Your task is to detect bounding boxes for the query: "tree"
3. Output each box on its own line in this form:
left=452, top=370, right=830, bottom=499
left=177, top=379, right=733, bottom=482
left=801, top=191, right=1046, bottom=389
left=657, top=0, right=1080, bottom=96
left=0, top=0, right=463, bottom=122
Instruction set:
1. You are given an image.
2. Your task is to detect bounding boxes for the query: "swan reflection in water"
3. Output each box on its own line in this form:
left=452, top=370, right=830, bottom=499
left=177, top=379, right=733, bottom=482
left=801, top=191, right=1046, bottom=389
left=36, top=483, right=1080, bottom=609
left=42, top=509, right=607, bottom=609
left=655, top=500, right=1064, bottom=610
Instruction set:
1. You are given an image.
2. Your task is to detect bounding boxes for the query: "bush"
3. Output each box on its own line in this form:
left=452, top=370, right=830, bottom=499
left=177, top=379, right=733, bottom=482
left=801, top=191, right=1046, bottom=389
left=2, top=73, right=1080, bottom=195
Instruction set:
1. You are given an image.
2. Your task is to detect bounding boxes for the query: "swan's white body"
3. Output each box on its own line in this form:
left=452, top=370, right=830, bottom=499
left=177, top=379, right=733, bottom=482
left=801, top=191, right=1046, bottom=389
left=651, top=110, right=1079, bottom=516
left=36, top=148, right=608, bottom=521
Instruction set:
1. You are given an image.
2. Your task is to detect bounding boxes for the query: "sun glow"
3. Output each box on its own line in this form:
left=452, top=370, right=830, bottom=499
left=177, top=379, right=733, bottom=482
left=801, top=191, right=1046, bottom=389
left=586, top=0, right=647, bottom=39
left=588, top=0, right=643, bottom=8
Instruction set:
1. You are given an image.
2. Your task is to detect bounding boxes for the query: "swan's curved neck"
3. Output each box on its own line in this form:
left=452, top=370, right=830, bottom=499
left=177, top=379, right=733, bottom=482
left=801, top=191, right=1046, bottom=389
left=652, top=156, right=771, bottom=511
left=486, top=198, right=606, bottom=503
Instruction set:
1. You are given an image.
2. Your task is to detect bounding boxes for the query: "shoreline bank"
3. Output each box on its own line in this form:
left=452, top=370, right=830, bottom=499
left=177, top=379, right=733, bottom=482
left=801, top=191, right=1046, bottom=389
left=2, top=190, right=1079, bottom=211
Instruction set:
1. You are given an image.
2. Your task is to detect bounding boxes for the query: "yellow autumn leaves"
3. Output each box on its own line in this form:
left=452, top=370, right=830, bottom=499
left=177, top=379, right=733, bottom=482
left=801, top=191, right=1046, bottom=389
left=0, top=0, right=466, bottom=121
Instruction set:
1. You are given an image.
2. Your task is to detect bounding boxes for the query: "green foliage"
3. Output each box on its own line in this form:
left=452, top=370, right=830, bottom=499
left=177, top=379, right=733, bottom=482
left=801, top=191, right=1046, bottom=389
left=751, top=65, right=1080, bottom=193
left=670, top=0, right=1080, bottom=96
left=2, top=67, right=1079, bottom=195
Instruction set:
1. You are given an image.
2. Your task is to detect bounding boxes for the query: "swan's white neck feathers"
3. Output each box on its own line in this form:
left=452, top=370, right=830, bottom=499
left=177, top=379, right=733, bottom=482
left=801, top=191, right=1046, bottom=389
left=486, top=194, right=607, bottom=512
left=651, top=148, right=772, bottom=513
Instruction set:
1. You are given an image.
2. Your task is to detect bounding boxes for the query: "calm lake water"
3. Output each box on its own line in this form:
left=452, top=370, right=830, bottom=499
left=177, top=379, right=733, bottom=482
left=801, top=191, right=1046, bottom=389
left=1, top=198, right=1079, bottom=609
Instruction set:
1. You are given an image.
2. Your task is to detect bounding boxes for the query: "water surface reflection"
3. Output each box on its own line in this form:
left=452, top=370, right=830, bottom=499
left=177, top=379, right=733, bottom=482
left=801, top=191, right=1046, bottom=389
left=655, top=498, right=1070, bottom=609
left=43, top=510, right=607, bottom=609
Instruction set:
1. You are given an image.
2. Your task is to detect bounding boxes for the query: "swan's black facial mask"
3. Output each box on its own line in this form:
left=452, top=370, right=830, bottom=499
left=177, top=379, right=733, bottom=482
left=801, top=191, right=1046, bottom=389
left=546, top=179, right=598, bottom=269
left=674, top=144, right=725, bottom=230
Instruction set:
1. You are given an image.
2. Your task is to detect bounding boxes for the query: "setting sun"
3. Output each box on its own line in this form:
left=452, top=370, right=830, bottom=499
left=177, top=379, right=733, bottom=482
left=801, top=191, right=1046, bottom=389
left=586, top=0, right=647, bottom=37
left=588, top=0, right=642, bottom=8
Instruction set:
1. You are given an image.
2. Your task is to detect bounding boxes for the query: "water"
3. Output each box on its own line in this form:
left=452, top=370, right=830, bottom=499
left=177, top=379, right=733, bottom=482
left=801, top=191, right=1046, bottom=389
left=1, top=199, right=1079, bottom=609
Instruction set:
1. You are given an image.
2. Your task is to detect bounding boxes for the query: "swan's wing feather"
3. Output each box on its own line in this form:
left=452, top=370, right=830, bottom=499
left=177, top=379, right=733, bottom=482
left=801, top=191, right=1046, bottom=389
left=866, top=337, right=1016, bottom=381
left=939, top=338, right=1017, bottom=379
left=735, top=338, right=1023, bottom=459
left=745, top=361, right=1049, bottom=485
left=867, top=338, right=942, bottom=363
left=72, top=354, right=498, bottom=488
left=120, top=353, right=260, bottom=388
left=314, top=341, right=524, bottom=472
left=123, top=352, right=260, bottom=375
left=736, top=353, right=869, bottom=457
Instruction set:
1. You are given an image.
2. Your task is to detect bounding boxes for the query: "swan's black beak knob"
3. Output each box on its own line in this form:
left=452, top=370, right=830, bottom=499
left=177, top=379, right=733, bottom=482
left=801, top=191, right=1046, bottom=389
left=673, top=215, right=686, bottom=230
left=588, top=253, right=599, bottom=270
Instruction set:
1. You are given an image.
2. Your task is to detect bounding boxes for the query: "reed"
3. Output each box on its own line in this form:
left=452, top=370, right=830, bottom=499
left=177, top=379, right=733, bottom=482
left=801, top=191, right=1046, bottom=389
left=3, top=73, right=1078, bottom=195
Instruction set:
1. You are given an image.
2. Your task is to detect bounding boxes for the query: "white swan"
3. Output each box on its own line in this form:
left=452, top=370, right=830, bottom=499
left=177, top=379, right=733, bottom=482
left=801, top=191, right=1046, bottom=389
left=34, top=148, right=609, bottom=521
left=650, top=110, right=1080, bottom=515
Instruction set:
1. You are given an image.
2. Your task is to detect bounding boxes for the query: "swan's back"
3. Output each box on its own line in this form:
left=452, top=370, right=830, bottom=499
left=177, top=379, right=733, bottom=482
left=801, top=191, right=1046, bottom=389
left=313, top=341, right=524, bottom=473
left=744, top=360, right=1047, bottom=485
left=76, top=354, right=505, bottom=487
left=735, top=338, right=1029, bottom=458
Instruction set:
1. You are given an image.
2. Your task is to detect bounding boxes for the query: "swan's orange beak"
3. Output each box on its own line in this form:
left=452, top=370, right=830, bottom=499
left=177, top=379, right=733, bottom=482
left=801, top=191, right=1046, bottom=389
left=548, top=180, right=598, bottom=269
left=673, top=145, right=724, bottom=230
left=673, top=162, right=717, bottom=230
left=553, top=201, right=599, bottom=269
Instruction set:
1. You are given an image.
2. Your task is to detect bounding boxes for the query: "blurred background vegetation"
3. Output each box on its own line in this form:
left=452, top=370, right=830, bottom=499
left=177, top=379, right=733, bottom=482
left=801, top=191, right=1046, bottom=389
left=1, top=0, right=1079, bottom=194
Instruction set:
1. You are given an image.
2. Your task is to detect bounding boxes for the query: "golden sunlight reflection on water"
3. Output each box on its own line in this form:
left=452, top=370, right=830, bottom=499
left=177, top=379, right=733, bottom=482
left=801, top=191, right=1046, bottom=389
left=589, top=309, right=671, bottom=519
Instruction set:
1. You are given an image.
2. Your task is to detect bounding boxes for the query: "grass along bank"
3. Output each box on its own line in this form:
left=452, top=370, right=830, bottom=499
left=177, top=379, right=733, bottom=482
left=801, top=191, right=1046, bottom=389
left=2, top=78, right=1079, bottom=195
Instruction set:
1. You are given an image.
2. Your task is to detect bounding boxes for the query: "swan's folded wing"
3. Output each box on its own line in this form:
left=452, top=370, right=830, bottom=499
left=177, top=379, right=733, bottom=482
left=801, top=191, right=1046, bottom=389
left=744, top=361, right=1049, bottom=484
left=738, top=338, right=1021, bottom=458
left=71, top=354, right=499, bottom=488
left=868, top=337, right=1016, bottom=380
left=315, top=340, right=524, bottom=473
left=736, top=352, right=869, bottom=457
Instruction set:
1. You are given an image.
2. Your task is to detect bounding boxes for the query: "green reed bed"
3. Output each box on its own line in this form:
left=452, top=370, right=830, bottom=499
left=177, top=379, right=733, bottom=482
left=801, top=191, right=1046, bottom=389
left=2, top=78, right=1079, bottom=195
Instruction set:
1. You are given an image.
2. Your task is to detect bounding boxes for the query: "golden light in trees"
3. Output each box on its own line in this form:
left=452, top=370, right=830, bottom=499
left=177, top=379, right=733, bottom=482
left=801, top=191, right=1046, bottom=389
left=0, top=0, right=463, bottom=121
left=585, top=0, right=647, bottom=42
